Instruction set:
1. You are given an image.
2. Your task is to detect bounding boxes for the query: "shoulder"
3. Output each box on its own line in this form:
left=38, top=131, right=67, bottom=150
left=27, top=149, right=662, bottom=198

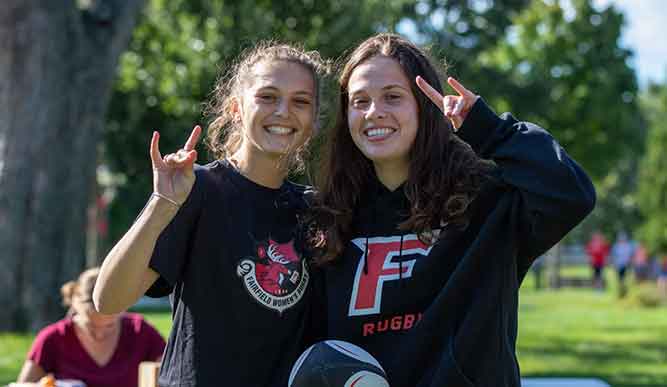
left=193, top=160, right=228, bottom=185
left=285, top=181, right=315, bottom=198
left=475, top=168, right=506, bottom=200
left=120, top=314, right=165, bottom=353
left=283, top=181, right=316, bottom=211
left=462, top=170, right=508, bottom=224
left=33, top=318, right=71, bottom=347
left=184, top=160, right=232, bottom=205
left=122, top=313, right=157, bottom=334
left=193, top=159, right=244, bottom=194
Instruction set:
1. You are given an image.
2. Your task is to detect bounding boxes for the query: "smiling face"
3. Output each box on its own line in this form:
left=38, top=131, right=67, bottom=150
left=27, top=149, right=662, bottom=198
left=347, top=55, right=419, bottom=171
left=235, top=60, right=316, bottom=161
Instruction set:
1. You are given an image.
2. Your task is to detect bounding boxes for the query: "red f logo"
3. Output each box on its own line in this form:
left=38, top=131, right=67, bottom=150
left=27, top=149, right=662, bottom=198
left=348, top=234, right=433, bottom=316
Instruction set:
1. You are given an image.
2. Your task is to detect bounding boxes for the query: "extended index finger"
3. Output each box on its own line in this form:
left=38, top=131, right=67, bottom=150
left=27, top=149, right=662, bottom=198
left=150, top=131, right=165, bottom=167
left=416, top=76, right=444, bottom=112
left=183, top=125, right=202, bottom=151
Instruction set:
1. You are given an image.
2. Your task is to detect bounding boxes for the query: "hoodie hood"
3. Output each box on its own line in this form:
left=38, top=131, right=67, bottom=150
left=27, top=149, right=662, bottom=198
left=355, top=173, right=410, bottom=236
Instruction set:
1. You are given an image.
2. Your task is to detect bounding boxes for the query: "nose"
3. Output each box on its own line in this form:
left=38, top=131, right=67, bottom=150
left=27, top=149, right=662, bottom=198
left=365, top=101, right=385, bottom=121
left=274, top=97, right=288, bottom=118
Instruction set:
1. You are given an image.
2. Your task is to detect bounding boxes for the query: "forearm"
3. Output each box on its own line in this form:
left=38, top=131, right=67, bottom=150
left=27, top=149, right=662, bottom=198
left=17, top=360, right=45, bottom=383
left=94, top=196, right=180, bottom=313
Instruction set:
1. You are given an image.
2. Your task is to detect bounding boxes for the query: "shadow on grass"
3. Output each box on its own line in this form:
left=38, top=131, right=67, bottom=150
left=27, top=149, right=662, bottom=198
left=520, top=337, right=667, bottom=387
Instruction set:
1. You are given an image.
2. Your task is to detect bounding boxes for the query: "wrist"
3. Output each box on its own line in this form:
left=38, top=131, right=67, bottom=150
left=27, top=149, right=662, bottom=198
left=151, top=192, right=182, bottom=207
left=147, top=194, right=182, bottom=218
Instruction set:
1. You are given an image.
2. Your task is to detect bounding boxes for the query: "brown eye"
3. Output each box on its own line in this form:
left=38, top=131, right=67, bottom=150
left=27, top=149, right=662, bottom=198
left=257, top=94, right=276, bottom=103
left=386, top=94, right=401, bottom=102
left=351, top=98, right=369, bottom=108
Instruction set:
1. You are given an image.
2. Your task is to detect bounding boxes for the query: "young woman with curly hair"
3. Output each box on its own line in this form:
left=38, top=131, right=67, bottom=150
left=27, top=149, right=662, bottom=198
left=310, top=33, right=595, bottom=386
left=94, top=42, right=329, bottom=387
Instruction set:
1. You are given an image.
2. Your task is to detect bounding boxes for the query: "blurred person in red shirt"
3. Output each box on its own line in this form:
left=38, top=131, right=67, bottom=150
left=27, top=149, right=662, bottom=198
left=586, top=231, right=610, bottom=289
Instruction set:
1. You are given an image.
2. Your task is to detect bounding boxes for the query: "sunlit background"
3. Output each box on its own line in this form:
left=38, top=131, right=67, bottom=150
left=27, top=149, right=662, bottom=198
left=1, top=1, right=667, bottom=386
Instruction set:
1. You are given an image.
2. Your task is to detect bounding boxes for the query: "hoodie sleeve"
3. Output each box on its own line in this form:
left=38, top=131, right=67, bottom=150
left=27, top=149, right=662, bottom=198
left=456, top=98, right=596, bottom=273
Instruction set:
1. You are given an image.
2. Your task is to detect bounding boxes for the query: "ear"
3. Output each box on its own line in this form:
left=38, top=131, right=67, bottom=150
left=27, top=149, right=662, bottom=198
left=230, top=96, right=243, bottom=124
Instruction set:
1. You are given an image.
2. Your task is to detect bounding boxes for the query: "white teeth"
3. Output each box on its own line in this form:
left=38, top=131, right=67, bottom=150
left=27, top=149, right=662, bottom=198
left=365, top=128, right=395, bottom=138
left=266, top=126, right=294, bottom=135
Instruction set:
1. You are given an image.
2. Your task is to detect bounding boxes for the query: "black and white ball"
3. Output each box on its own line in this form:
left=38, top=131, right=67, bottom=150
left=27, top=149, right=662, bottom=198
left=288, top=340, right=389, bottom=387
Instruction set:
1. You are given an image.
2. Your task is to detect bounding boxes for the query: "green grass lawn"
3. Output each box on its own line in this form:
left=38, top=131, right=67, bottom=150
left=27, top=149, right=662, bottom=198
left=1, top=267, right=666, bottom=386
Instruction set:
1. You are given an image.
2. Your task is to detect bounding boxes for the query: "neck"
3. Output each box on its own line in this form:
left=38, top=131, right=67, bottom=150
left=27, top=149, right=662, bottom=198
left=373, top=159, right=409, bottom=191
left=231, top=146, right=288, bottom=189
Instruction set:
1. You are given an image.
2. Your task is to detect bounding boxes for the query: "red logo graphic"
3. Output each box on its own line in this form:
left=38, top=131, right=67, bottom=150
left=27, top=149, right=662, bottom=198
left=237, top=238, right=309, bottom=314
left=348, top=235, right=433, bottom=316
left=254, top=239, right=300, bottom=296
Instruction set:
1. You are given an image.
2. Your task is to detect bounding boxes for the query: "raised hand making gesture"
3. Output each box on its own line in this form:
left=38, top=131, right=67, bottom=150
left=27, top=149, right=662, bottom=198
left=150, top=125, right=201, bottom=206
left=416, top=76, right=479, bottom=130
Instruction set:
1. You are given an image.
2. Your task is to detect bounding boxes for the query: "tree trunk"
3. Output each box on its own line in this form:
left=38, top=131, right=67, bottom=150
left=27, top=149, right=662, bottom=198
left=0, top=0, right=144, bottom=331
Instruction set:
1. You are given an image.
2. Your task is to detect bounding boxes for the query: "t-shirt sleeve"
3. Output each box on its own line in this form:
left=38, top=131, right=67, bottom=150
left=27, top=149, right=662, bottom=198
left=146, top=165, right=207, bottom=297
left=27, top=325, right=59, bottom=372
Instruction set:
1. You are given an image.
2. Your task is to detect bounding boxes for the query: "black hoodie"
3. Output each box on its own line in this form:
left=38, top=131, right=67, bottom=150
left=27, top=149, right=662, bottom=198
left=320, top=99, right=596, bottom=386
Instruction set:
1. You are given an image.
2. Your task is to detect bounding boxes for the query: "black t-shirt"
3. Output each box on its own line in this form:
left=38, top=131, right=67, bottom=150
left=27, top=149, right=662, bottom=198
left=146, top=160, right=314, bottom=387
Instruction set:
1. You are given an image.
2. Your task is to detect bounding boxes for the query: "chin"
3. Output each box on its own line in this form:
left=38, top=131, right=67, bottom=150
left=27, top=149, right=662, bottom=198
left=363, top=150, right=399, bottom=162
left=262, top=147, right=292, bottom=158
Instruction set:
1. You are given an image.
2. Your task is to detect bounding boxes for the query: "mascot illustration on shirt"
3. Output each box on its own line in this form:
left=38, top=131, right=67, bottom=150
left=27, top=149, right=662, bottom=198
left=237, top=238, right=309, bottom=314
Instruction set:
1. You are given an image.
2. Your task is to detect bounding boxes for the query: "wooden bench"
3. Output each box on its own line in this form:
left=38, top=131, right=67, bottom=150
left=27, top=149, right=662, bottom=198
left=139, top=361, right=160, bottom=387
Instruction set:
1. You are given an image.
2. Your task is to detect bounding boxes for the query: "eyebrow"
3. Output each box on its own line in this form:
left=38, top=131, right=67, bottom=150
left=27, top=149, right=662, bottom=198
left=255, top=86, right=313, bottom=97
left=382, top=84, right=409, bottom=91
left=349, top=84, right=409, bottom=96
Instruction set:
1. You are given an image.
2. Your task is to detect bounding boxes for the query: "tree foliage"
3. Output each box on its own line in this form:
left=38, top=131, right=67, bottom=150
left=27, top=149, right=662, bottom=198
left=479, top=0, right=643, bottom=240
left=637, top=81, right=667, bottom=253
left=103, top=0, right=645, bottom=245
left=104, top=0, right=408, bottom=243
left=479, top=0, right=641, bottom=180
left=398, top=0, right=643, bottom=239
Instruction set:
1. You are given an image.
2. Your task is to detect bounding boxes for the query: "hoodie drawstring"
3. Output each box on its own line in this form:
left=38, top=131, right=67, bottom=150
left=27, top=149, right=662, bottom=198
left=363, top=237, right=369, bottom=274
left=399, top=234, right=404, bottom=285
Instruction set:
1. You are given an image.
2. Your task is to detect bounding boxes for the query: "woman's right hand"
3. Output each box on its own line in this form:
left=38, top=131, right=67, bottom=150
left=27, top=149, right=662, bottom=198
left=150, top=125, right=202, bottom=205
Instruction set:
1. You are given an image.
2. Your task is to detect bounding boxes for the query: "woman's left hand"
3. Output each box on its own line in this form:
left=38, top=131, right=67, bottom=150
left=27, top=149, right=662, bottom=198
left=416, top=76, right=479, bottom=130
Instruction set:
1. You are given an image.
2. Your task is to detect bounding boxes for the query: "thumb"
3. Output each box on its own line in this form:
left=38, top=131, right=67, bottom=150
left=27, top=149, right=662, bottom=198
left=450, top=116, right=463, bottom=130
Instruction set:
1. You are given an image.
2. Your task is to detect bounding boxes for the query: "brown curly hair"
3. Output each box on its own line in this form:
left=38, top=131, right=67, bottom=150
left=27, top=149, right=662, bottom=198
left=203, top=41, right=330, bottom=172
left=312, top=33, right=493, bottom=263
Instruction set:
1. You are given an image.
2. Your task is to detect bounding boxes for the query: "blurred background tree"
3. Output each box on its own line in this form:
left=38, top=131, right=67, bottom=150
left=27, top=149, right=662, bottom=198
left=0, top=0, right=145, bottom=331
left=479, top=0, right=643, bottom=241
left=3, top=0, right=664, bottom=331
left=637, top=81, right=667, bottom=254
left=102, top=0, right=409, bottom=245
left=100, top=0, right=646, bottom=265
